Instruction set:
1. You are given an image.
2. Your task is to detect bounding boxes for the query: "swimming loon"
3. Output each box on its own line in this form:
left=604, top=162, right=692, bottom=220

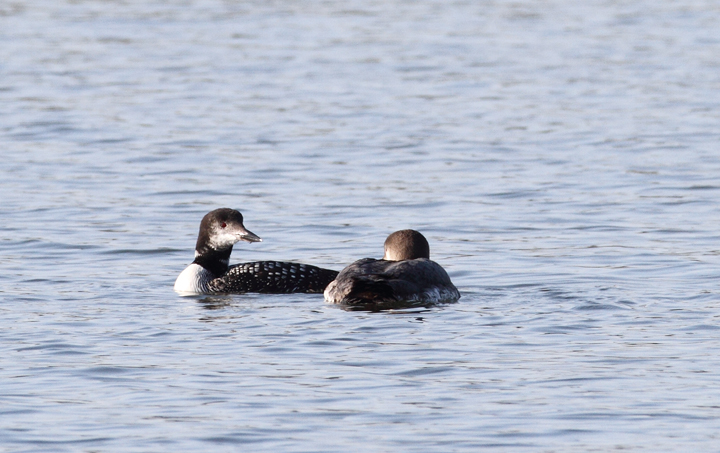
left=324, top=229, right=460, bottom=305
left=174, top=208, right=338, bottom=295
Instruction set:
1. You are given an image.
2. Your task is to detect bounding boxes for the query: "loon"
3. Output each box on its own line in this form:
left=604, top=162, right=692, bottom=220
left=174, top=208, right=338, bottom=295
left=324, top=229, right=460, bottom=306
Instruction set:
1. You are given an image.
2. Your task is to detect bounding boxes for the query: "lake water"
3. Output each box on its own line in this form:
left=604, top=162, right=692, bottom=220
left=2, top=0, right=720, bottom=451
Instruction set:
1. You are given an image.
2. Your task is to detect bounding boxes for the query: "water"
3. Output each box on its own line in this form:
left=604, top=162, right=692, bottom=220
left=2, top=0, right=720, bottom=451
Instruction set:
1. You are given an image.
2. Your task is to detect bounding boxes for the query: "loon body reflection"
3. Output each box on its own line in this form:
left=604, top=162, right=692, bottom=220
left=174, top=208, right=338, bottom=295
left=324, top=229, right=460, bottom=306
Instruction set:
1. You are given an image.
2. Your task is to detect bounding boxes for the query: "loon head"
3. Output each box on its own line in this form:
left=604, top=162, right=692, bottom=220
left=176, top=208, right=262, bottom=295
left=382, top=229, right=430, bottom=261
left=196, top=208, right=262, bottom=254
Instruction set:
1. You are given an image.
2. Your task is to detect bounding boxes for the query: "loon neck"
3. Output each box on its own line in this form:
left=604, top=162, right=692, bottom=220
left=192, top=245, right=232, bottom=277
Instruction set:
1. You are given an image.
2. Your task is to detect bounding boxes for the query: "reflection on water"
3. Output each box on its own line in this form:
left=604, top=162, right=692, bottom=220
left=333, top=299, right=459, bottom=313
left=197, top=296, right=237, bottom=311
left=2, top=0, right=720, bottom=451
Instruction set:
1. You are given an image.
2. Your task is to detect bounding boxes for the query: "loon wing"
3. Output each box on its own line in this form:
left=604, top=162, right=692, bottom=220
left=208, top=261, right=338, bottom=294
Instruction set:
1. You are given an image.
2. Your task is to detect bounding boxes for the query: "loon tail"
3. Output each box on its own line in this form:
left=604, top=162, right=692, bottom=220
left=342, top=277, right=397, bottom=304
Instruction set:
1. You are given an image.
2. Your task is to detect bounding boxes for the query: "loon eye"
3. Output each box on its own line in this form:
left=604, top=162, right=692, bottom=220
left=221, top=222, right=227, bottom=228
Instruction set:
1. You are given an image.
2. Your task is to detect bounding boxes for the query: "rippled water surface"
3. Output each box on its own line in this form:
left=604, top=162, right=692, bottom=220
left=2, top=0, right=720, bottom=451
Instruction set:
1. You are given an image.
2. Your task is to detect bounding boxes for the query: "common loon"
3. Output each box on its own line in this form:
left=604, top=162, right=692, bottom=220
left=174, top=208, right=338, bottom=295
left=324, top=229, right=460, bottom=306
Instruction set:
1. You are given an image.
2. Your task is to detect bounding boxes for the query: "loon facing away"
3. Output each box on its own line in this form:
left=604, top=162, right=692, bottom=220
left=324, top=229, right=460, bottom=306
left=174, top=208, right=338, bottom=295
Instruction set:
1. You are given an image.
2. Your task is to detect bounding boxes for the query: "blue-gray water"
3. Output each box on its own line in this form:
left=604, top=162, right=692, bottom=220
left=2, top=1, right=720, bottom=451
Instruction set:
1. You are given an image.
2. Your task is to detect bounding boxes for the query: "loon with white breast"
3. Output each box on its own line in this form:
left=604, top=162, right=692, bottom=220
left=324, top=229, right=460, bottom=306
left=174, top=208, right=338, bottom=295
